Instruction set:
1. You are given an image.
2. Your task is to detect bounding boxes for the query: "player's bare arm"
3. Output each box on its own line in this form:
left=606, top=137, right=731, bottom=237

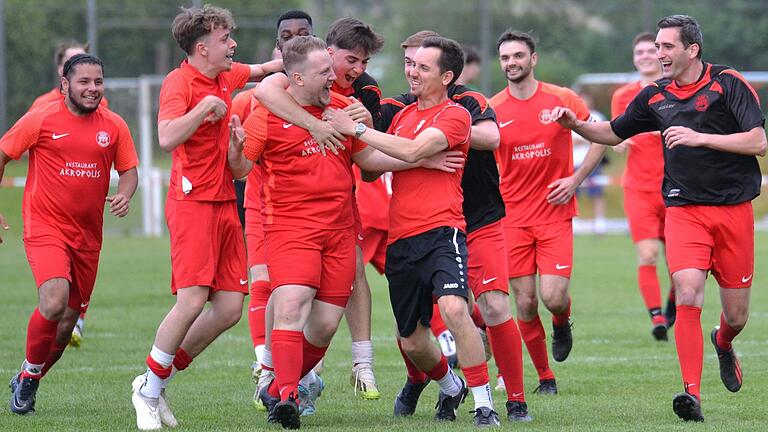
left=227, top=114, right=253, bottom=179
left=0, top=150, right=10, bottom=243
left=551, top=106, right=623, bottom=146
left=664, top=125, right=767, bottom=156
left=353, top=146, right=465, bottom=179
left=254, top=73, right=345, bottom=155
left=469, top=119, right=500, bottom=151
left=343, top=97, right=374, bottom=128
left=547, top=143, right=610, bottom=205
left=247, top=59, right=284, bottom=81
left=158, top=95, right=227, bottom=152
left=106, top=167, right=138, bottom=218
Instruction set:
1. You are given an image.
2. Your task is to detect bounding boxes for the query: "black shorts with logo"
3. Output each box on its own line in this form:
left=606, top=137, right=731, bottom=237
left=385, top=226, right=469, bottom=337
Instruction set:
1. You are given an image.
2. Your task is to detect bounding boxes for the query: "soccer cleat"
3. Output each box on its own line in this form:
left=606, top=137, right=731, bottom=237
left=652, top=323, right=669, bottom=341
left=506, top=401, right=533, bottom=422
left=259, top=383, right=280, bottom=423
left=9, top=373, right=39, bottom=415
left=672, top=392, right=703, bottom=422
left=394, top=379, right=430, bottom=417
left=551, top=320, right=573, bottom=362
left=472, top=406, right=501, bottom=427
left=68, top=320, right=84, bottom=348
left=494, top=376, right=506, bottom=393
left=298, top=376, right=324, bottom=416
left=434, top=378, right=468, bottom=422
left=664, top=297, right=676, bottom=328
left=273, top=395, right=301, bottom=429
left=711, top=327, right=742, bottom=392
left=350, top=363, right=380, bottom=400
left=131, top=382, right=162, bottom=430
left=253, top=368, right=274, bottom=411
left=132, top=373, right=178, bottom=427
left=532, top=379, right=557, bottom=395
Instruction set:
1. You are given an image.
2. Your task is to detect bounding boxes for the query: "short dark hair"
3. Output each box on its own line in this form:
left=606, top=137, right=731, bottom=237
left=276, top=10, right=313, bottom=30
left=463, top=45, right=481, bottom=65
left=632, top=32, right=656, bottom=47
left=496, top=29, right=536, bottom=54
left=421, top=36, right=464, bottom=87
left=657, top=14, right=703, bottom=58
left=325, top=18, right=384, bottom=56
left=171, top=5, right=235, bottom=55
left=282, top=36, right=327, bottom=74
left=55, top=40, right=89, bottom=68
left=62, top=53, right=104, bottom=80
left=400, top=30, right=440, bottom=49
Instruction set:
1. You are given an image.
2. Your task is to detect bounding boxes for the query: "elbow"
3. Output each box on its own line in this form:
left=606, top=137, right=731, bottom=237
left=158, top=135, right=175, bottom=153
left=361, top=170, right=381, bottom=182
left=757, top=136, right=767, bottom=157
left=487, top=133, right=500, bottom=151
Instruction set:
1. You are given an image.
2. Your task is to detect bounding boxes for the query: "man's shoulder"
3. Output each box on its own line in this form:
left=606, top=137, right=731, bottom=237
left=539, top=81, right=580, bottom=101
left=488, top=88, right=509, bottom=108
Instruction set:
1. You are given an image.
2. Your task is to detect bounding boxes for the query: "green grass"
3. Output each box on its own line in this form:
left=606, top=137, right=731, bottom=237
left=1, top=184, right=768, bottom=431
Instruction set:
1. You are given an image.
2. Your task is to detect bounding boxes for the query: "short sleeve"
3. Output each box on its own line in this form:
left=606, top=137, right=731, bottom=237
left=0, top=110, right=43, bottom=159
left=243, top=105, right=269, bottom=161
left=431, top=105, right=471, bottom=150
left=113, top=115, right=139, bottom=171
left=610, top=87, right=626, bottom=119
left=225, top=62, right=252, bottom=91
left=563, top=90, right=592, bottom=121
left=157, top=71, right=190, bottom=122
left=451, top=86, right=497, bottom=124
left=720, top=70, right=765, bottom=131
left=610, top=87, right=660, bottom=140
left=351, top=137, right=368, bottom=154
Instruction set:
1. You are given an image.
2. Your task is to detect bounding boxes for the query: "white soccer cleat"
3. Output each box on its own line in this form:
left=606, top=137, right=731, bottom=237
left=350, top=363, right=380, bottom=400
left=495, top=376, right=506, bottom=393
left=132, top=383, right=162, bottom=430
left=253, top=368, right=274, bottom=411
left=69, top=321, right=83, bottom=348
left=132, top=374, right=178, bottom=428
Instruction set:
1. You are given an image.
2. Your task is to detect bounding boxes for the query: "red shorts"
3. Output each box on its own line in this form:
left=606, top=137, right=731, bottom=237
left=25, top=236, right=100, bottom=313
left=361, top=226, right=387, bottom=274
left=665, top=202, right=754, bottom=289
left=265, top=227, right=355, bottom=307
left=166, top=199, right=248, bottom=295
left=503, top=219, right=573, bottom=278
left=245, top=208, right=267, bottom=268
left=623, top=188, right=666, bottom=243
left=467, top=221, right=509, bottom=296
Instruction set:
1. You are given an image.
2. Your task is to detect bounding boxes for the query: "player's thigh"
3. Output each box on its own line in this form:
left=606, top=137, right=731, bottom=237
left=624, top=188, right=665, bottom=244
left=266, top=228, right=324, bottom=293
left=534, top=220, right=573, bottom=278
left=166, top=200, right=218, bottom=291
left=664, top=206, right=714, bottom=276
left=467, top=221, right=509, bottom=298
left=385, top=236, right=432, bottom=338
left=710, top=202, right=754, bottom=289
left=318, top=228, right=356, bottom=307
left=305, top=299, right=347, bottom=345
left=68, top=248, right=100, bottom=314
left=503, top=224, right=536, bottom=278
left=213, top=202, right=248, bottom=294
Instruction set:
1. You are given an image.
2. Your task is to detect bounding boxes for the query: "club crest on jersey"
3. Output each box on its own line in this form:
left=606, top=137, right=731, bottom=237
left=414, top=119, right=426, bottom=133
left=538, top=109, right=553, bottom=125
left=96, top=131, right=111, bottom=148
left=694, top=95, right=710, bottom=112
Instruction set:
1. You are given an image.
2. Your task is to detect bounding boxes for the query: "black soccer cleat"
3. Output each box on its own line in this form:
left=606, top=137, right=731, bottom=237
left=9, top=374, right=39, bottom=415
left=393, top=379, right=430, bottom=417
left=434, top=378, right=468, bottom=422
left=551, top=320, right=573, bottom=362
left=672, top=392, right=703, bottom=422
left=532, top=379, right=557, bottom=395
left=259, top=383, right=280, bottom=423
left=472, top=406, right=501, bottom=428
left=273, top=395, right=301, bottom=429
left=664, top=297, right=676, bottom=328
left=710, top=327, right=742, bottom=392
left=505, top=400, right=533, bottom=422
left=652, top=323, right=669, bottom=341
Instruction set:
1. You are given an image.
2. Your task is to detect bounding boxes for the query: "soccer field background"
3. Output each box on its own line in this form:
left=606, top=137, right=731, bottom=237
left=1, top=184, right=767, bottom=431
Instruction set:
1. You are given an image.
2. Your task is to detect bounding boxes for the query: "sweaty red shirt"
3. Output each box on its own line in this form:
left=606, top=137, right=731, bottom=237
left=611, top=81, right=664, bottom=192
left=158, top=60, right=250, bottom=201
left=490, top=82, right=590, bottom=227
left=242, top=92, right=366, bottom=230
left=387, top=99, right=471, bottom=243
left=0, top=100, right=138, bottom=250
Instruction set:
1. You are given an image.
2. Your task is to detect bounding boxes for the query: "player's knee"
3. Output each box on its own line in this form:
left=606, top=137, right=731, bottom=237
left=439, top=297, right=470, bottom=328
left=477, top=297, right=510, bottom=324
left=675, top=286, right=699, bottom=306
left=636, top=249, right=658, bottom=266
left=400, top=336, right=428, bottom=358
left=175, top=296, right=207, bottom=317
left=38, top=300, right=67, bottom=321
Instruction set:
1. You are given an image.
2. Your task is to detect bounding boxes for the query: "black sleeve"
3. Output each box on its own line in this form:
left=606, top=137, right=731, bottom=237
left=721, top=71, right=766, bottom=131
left=353, top=73, right=384, bottom=131
left=378, top=94, right=412, bottom=132
left=450, top=85, right=497, bottom=125
left=609, top=86, right=659, bottom=140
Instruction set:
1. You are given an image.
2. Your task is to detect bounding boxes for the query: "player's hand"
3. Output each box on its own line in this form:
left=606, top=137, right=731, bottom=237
left=201, top=95, right=227, bottom=123
left=229, top=114, right=245, bottom=153
left=106, top=194, right=130, bottom=217
left=325, top=108, right=357, bottom=137
left=663, top=126, right=702, bottom=150
left=550, top=106, right=579, bottom=130
left=420, top=150, right=465, bottom=173
left=0, top=213, right=8, bottom=244
left=546, top=176, right=578, bottom=205
left=343, top=97, right=373, bottom=125
left=308, top=118, right=345, bottom=157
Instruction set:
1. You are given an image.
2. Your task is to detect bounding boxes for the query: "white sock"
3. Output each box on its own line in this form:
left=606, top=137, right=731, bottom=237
left=351, top=340, right=374, bottom=366
left=255, top=344, right=265, bottom=365
left=23, top=359, right=44, bottom=377
left=470, top=382, right=493, bottom=410
left=262, top=348, right=273, bottom=369
left=436, top=368, right=462, bottom=397
left=299, top=370, right=318, bottom=388
left=162, top=366, right=178, bottom=389
left=140, top=346, right=173, bottom=399
left=76, top=317, right=85, bottom=330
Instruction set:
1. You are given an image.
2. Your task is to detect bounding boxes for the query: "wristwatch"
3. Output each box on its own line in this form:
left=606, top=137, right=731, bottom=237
left=354, top=122, right=367, bottom=139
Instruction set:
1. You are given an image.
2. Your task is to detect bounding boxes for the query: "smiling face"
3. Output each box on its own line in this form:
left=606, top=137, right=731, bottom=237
left=498, top=40, right=536, bottom=84
left=408, top=47, right=450, bottom=99
left=277, top=18, right=312, bottom=51
left=328, top=46, right=369, bottom=89
left=62, top=63, right=104, bottom=115
left=655, top=27, right=698, bottom=80
left=633, top=40, right=660, bottom=77
left=201, top=26, right=237, bottom=73
left=295, top=49, right=336, bottom=107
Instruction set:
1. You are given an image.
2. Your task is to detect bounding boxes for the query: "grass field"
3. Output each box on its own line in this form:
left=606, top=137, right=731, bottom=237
left=1, top=184, right=768, bottom=432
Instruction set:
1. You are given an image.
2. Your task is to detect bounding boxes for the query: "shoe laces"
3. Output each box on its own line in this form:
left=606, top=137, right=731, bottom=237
left=353, top=364, right=376, bottom=395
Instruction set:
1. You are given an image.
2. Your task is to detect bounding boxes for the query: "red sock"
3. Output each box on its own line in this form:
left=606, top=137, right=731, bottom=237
left=489, top=318, right=525, bottom=401
left=674, top=305, right=702, bottom=398
left=470, top=303, right=486, bottom=328
left=397, top=339, right=428, bottom=384
left=638, top=265, right=662, bottom=311
left=716, top=313, right=741, bottom=351
left=517, top=315, right=555, bottom=381
left=173, top=347, right=193, bottom=371
left=146, top=355, right=173, bottom=379
left=248, top=281, right=270, bottom=347
left=425, top=355, right=449, bottom=381
left=24, top=308, right=60, bottom=377
left=461, top=362, right=489, bottom=388
left=300, top=338, right=328, bottom=378
left=430, top=304, right=448, bottom=337
left=79, top=312, right=86, bottom=320
left=551, top=297, right=571, bottom=328
left=41, top=341, right=68, bottom=377
left=269, top=329, right=303, bottom=400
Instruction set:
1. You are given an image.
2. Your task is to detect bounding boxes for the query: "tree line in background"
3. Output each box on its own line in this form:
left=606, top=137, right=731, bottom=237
left=3, top=0, right=768, bottom=132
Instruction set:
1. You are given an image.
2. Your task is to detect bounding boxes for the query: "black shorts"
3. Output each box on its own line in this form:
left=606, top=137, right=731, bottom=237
left=385, top=226, right=469, bottom=337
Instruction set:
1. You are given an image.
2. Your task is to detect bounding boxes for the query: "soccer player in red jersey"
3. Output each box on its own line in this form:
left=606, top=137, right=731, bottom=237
left=551, top=14, right=767, bottom=422
left=611, top=32, right=676, bottom=340
left=130, top=6, right=282, bottom=430
left=489, top=30, right=594, bottom=396
left=1, top=54, right=138, bottom=415
left=329, top=36, right=501, bottom=427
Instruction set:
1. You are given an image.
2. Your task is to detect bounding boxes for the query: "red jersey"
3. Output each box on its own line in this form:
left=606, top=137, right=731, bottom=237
left=0, top=100, right=138, bottom=250
left=231, top=86, right=263, bottom=211
left=158, top=60, right=250, bottom=201
left=490, top=82, right=590, bottom=227
left=354, top=167, right=391, bottom=231
left=231, top=87, right=257, bottom=121
left=387, top=99, right=471, bottom=243
left=29, top=88, right=109, bottom=112
left=242, top=92, right=366, bottom=230
left=611, top=81, right=664, bottom=192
